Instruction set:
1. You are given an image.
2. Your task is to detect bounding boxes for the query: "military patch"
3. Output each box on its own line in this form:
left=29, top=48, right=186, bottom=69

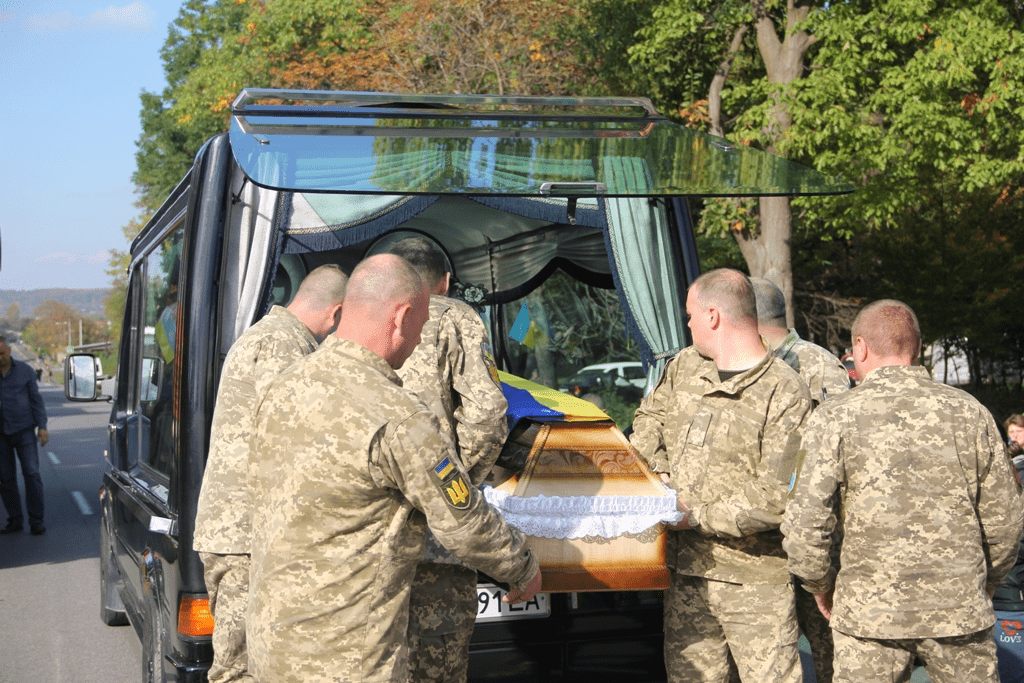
left=482, top=342, right=500, bottom=387
left=433, top=456, right=456, bottom=481
left=442, top=472, right=472, bottom=510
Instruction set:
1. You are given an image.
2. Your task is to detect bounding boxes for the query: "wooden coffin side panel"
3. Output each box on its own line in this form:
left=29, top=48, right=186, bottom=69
left=492, top=421, right=670, bottom=591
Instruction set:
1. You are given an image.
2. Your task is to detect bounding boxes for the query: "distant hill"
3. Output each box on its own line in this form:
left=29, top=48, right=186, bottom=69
left=0, top=288, right=111, bottom=319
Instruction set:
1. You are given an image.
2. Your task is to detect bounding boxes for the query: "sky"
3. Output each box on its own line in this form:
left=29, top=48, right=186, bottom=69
left=0, top=1, right=187, bottom=292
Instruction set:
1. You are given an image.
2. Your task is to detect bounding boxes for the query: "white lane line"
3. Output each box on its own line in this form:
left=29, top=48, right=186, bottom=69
left=48, top=451, right=60, bottom=465
left=71, top=491, right=93, bottom=516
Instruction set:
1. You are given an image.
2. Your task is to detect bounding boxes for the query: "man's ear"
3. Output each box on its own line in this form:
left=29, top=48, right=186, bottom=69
left=853, top=336, right=869, bottom=363
left=393, top=302, right=412, bottom=339
left=708, top=306, right=721, bottom=330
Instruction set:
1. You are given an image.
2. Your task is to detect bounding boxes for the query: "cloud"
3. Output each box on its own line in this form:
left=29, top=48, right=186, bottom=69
left=85, top=3, right=154, bottom=31
left=38, top=251, right=111, bottom=266
left=21, top=3, right=154, bottom=32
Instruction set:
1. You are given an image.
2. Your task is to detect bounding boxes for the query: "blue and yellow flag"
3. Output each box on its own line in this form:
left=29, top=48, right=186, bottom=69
left=499, top=371, right=610, bottom=423
left=509, top=303, right=531, bottom=343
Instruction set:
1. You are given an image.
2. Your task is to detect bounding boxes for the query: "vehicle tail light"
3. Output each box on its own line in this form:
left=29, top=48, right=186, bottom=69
left=178, top=596, right=214, bottom=637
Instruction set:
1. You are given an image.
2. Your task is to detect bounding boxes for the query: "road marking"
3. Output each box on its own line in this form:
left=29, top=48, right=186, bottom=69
left=48, top=451, right=60, bottom=465
left=71, top=491, right=93, bottom=516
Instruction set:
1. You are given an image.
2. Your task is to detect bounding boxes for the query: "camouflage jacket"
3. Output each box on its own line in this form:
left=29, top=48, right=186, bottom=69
left=631, top=345, right=812, bottom=584
left=193, top=305, right=316, bottom=554
left=773, top=329, right=851, bottom=406
left=246, top=337, right=538, bottom=683
left=398, top=295, right=508, bottom=568
left=397, top=295, right=507, bottom=486
left=782, top=364, right=1024, bottom=639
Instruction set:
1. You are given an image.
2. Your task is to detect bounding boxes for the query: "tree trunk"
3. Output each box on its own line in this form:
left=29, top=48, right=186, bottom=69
left=728, top=0, right=816, bottom=327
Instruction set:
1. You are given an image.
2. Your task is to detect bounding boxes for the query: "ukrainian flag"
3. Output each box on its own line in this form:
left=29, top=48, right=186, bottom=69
left=499, top=371, right=610, bottom=424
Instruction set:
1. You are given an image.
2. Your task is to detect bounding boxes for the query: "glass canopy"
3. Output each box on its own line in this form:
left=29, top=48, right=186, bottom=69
left=229, top=89, right=853, bottom=198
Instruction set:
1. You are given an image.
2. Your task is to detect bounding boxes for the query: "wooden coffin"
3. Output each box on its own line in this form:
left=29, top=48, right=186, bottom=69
left=487, top=420, right=671, bottom=592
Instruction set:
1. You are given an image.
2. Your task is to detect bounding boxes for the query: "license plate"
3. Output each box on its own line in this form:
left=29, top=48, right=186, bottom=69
left=475, top=583, right=550, bottom=622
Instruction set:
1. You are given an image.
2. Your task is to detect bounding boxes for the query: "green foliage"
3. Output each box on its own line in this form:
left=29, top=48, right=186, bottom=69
left=23, top=300, right=109, bottom=359
left=540, top=272, right=638, bottom=369
left=592, top=389, right=641, bottom=433
left=625, top=0, right=753, bottom=113
left=853, top=182, right=1024, bottom=388
left=133, top=0, right=252, bottom=212
left=785, top=0, right=1024, bottom=236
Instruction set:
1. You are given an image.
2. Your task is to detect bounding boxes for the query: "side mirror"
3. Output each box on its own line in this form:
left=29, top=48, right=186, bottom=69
left=65, top=353, right=98, bottom=402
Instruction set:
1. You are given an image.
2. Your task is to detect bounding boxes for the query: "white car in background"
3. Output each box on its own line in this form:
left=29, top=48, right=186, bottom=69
left=561, top=361, right=647, bottom=399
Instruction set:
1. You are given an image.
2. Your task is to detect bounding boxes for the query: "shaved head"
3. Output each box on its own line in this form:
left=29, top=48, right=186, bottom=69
left=692, top=269, right=757, bottom=326
left=852, top=299, right=921, bottom=360
left=293, top=264, right=348, bottom=309
left=338, top=254, right=430, bottom=369
left=345, top=254, right=425, bottom=312
left=387, top=236, right=449, bottom=291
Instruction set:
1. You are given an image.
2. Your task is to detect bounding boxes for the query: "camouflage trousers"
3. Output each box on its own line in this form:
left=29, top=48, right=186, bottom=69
left=407, top=562, right=479, bottom=683
left=200, top=552, right=255, bottom=683
left=832, top=627, right=998, bottom=683
left=664, top=574, right=802, bottom=683
left=795, top=582, right=834, bottom=683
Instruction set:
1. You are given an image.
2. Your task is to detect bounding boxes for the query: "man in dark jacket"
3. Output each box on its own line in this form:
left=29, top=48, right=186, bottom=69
left=0, top=336, right=49, bottom=535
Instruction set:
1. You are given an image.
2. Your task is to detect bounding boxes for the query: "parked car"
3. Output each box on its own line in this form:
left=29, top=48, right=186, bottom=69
left=65, top=90, right=849, bottom=682
left=561, top=361, right=647, bottom=401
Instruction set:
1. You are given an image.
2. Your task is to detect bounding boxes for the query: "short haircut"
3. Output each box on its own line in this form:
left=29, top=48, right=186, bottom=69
left=294, top=264, right=348, bottom=308
left=750, top=277, right=787, bottom=324
left=851, top=299, right=921, bottom=359
left=692, top=268, right=757, bottom=324
left=1005, top=414, right=1024, bottom=431
left=345, top=254, right=424, bottom=310
left=387, top=236, right=448, bottom=289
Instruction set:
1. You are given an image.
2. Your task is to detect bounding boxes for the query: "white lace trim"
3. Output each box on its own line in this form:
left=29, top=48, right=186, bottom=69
left=482, top=484, right=685, bottom=540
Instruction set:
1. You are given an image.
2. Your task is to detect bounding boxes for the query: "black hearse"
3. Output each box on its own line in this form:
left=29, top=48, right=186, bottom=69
left=65, top=90, right=850, bottom=682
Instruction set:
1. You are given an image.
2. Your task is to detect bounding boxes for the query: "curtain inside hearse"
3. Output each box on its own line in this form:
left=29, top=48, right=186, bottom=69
left=220, top=180, right=692, bottom=389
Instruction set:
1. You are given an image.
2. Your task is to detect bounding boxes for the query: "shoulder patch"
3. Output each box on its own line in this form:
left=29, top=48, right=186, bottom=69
left=432, top=456, right=472, bottom=510
left=482, top=342, right=500, bottom=387
left=433, top=456, right=456, bottom=481
left=442, top=473, right=472, bottom=509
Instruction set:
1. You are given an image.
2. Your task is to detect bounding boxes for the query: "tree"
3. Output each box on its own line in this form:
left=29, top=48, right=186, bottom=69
left=109, top=1, right=253, bottom=353
left=583, top=0, right=1024, bottom=328
left=133, top=0, right=253, bottom=212
left=3, top=302, right=22, bottom=332
left=785, top=0, right=1024, bottom=232
left=23, top=301, right=108, bottom=358
left=853, top=182, right=1024, bottom=389
left=597, top=0, right=818, bottom=322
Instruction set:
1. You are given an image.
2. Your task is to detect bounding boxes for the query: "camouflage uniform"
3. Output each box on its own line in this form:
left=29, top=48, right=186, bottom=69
left=193, top=305, right=317, bottom=683
left=247, top=337, right=538, bottom=683
left=631, top=346, right=812, bottom=683
left=782, top=364, right=1024, bottom=683
left=772, top=330, right=851, bottom=406
left=772, top=330, right=851, bottom=683
left=397, top=296, right=508, bottom=683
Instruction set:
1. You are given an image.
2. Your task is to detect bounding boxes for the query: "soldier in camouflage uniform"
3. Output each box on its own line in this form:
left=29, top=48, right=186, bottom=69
left=246, top=255, right=541, bottom=683
left=631, top=269, right=812, bottom=683
left=193, top=264, right=347, bottom=683
left=752, top=277, right=851, bottom=683
left=387, top=238, right=508, bottom=683
left=782, top=299, right=1024, bottom=683
left=751, top=277, right=851, bottom=406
